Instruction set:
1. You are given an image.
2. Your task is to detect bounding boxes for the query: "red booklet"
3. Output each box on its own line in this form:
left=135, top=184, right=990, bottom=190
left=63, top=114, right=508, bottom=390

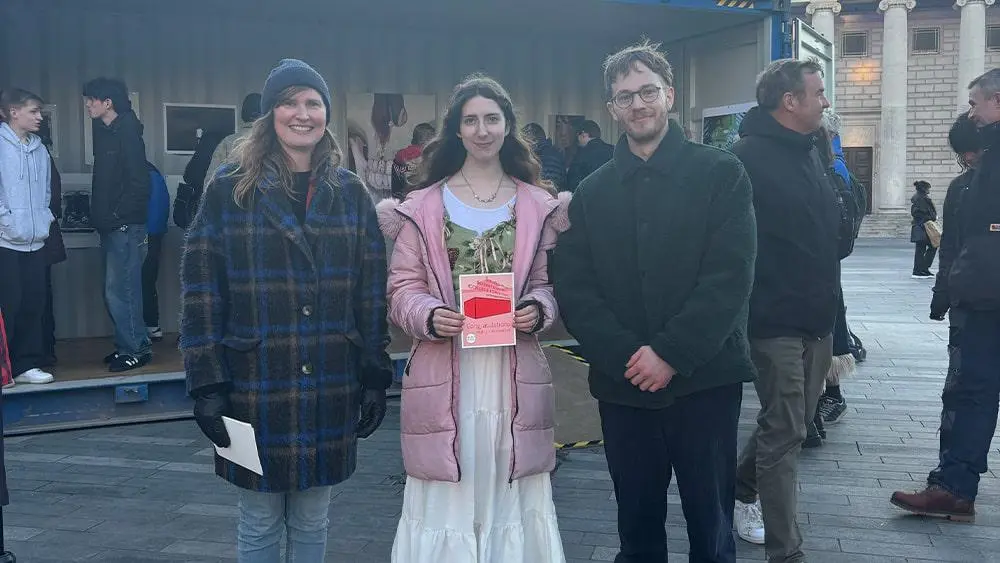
left=458, top=273, right=516, bottom=349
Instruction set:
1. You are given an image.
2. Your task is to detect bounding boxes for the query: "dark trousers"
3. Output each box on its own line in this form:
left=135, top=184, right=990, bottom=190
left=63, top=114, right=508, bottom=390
left=913, top=242, right=937, bottom=275
left=0, top=248, right=48, bottom=375
left=928, top=309, right=1000, bottom=500
left=831, top=290, right=850, bottom=358
left=42, top=265, right=56, bottom=365
left=935, top=308, right=967, bottom=470
left=142, top=233, right=164, bottom=328
left=600, top=383, right=743, bottom=563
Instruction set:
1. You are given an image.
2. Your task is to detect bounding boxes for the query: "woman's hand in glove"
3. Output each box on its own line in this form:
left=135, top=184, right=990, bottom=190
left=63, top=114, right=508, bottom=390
left=356, top=388, right=387, bottom=439
left=193, top=386, right=232, bottom=448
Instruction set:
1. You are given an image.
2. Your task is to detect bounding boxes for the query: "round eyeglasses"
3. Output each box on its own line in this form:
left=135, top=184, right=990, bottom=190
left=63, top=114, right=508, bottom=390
left=611, top=86, right=663, bottom=109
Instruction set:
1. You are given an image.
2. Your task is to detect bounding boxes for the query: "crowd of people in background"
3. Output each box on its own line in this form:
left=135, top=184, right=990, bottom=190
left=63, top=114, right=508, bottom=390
left=1, top=36, right=999, bottom=563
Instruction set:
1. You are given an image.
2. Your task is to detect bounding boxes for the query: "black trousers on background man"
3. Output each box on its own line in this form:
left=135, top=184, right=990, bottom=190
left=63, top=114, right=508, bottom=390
left=600, top=382, right=743, bottom=563
left=42, top=266, right=57, bottom=366
left=142, top=233, right=164, bottom=329
left=0, top=248, right=48, bottom=376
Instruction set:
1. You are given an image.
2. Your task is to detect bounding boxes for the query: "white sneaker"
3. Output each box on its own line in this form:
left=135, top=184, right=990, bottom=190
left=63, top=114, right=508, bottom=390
left=734, top=499, right=765, bottom=545
left=14, top=368, right=54, bottom=384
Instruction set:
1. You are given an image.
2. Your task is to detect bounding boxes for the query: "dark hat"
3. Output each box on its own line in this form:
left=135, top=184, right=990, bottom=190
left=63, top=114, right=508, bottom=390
left=260, top=59, right=331, bottom=124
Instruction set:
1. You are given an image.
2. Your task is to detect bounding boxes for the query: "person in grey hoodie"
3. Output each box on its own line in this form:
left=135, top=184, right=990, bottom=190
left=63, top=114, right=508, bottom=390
left=0, top=88, right=55, bottom=385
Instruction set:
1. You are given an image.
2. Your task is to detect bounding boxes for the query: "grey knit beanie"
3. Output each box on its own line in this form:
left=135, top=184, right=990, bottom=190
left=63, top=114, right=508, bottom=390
left=260, top=59, right=331, bottom=124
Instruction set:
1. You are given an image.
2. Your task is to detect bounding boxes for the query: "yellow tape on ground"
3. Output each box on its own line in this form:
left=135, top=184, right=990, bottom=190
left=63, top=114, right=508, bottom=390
left=545, top=344, right=588, bottom=365
left=555, top=439, right=605, bottom=450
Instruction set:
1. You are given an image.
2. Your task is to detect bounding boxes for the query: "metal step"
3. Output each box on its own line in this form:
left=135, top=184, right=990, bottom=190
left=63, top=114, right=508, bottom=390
left=1, top=359, right=411, bottom=436
left=3, top=371, right=191, bottom=435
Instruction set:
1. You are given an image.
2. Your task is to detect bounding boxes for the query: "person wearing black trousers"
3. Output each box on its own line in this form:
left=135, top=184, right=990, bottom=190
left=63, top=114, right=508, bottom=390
left=142, top=162, right=170, bottom=341
left=41, top=139, right=67, bottom=367
left=910, top=180, right=938, bottom=279
left=0, top=88, right=55, bottom=385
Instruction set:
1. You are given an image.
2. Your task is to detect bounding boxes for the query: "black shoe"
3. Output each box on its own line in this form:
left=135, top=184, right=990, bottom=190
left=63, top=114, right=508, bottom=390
left=804, top=421, right=823, bottom=448
left=103, top=351, right=120, bottom=364
left=108, top=353, right=151, bottom=373
left=814, top=410, right=827, bottom=439
left=819, top=395, right=848, bottom=425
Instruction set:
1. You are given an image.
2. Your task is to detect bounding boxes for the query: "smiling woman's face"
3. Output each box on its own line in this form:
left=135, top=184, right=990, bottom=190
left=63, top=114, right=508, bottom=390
left=273, top=88, right=326, bottom=153
left=457, top=95, right=508, bottom=163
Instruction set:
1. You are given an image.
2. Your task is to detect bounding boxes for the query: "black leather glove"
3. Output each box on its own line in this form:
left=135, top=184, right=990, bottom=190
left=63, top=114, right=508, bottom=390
left=193, top=387, right=232, bottom=448
left=930, top=291, right=950, bottom=321
left=356, top=388, right=387, bottom=440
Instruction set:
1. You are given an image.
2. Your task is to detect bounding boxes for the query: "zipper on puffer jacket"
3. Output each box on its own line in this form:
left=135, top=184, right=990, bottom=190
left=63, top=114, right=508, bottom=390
left=508, top=200, right=560, bottom=485
left=398, top=210, right=461, bottom=481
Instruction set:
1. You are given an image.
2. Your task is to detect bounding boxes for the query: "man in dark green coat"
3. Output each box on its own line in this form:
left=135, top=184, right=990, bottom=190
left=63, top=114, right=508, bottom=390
left=552, top=41, right=757, bottom=563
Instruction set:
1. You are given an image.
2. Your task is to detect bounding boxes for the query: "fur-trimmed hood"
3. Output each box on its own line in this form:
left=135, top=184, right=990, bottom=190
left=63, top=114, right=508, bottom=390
left=377, top=183, right=572, bottom=241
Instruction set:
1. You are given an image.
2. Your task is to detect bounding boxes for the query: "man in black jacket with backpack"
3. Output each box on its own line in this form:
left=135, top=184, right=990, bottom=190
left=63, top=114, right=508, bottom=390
left=892, top=69, right=1000, bottom=522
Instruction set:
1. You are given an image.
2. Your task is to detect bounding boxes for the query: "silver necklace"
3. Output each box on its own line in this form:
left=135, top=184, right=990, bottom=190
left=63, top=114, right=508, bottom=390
left=459, top=169, right=505, bottom=205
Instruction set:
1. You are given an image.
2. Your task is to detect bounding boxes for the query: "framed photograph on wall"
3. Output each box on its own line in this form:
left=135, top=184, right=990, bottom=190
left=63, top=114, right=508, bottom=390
left=84, top=91, right=140, bottom=166
left=344, top=92, right=438, bottom=202
left=40, top=105, right=58, bottom=158
left=701, top=102, right=756, bottom=152
left=163, top=104, right=237, bottom=155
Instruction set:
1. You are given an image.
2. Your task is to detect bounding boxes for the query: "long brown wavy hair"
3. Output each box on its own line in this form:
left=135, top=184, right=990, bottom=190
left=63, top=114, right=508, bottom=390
left=230, top=86, right=342, bottom=208
left=418, top=74, right=549, bottom=192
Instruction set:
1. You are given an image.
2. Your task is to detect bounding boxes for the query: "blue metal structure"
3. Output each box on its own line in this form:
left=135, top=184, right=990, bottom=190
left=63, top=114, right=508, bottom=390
left=2, top=372, right=190, bottom=435
left=604, top=0, right=774, bottom=12
left=602, top=0, right=791, bottom=60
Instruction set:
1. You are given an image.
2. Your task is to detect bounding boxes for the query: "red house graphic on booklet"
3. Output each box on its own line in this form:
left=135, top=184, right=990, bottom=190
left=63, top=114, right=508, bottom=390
left=463, top=296, right=513, bottom=319
left=459, top=273, right=516, bottom=349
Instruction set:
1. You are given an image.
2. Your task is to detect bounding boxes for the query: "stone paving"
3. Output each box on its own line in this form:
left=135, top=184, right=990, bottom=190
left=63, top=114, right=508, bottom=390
left=3, top=239, right=1000, bottom=562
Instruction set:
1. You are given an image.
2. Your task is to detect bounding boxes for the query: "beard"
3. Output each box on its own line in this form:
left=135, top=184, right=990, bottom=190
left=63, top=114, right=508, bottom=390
left=624, top=109, right=668, bottom=144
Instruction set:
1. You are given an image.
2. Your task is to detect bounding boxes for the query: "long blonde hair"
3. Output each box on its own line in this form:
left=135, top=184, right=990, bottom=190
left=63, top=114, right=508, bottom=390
left=230, top=86, right=342, bottom=208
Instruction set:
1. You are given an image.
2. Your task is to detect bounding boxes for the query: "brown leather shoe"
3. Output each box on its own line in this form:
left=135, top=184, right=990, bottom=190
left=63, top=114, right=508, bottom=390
left=890, top=485, right=975, bottom=522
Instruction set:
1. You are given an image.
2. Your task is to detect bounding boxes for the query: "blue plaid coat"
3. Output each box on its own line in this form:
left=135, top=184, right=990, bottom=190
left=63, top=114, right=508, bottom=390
left=180, top=164, right=392, bottom=492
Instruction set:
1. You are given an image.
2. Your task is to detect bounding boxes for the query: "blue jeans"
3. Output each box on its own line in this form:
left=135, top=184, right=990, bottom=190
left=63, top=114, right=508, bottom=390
left=928, top=309, right=1000, bottom=500
left=100, top=225, right=151, bottom=357
left=237, top=486, right=333, bottom=563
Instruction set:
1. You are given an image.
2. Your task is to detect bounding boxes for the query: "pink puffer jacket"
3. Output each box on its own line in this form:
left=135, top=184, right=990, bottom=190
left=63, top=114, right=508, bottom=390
left=377, top=180, right=571, bottom=482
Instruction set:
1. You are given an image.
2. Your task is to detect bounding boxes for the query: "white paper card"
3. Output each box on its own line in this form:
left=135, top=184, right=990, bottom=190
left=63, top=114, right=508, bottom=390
left=214, top=416, right=264, bottom=476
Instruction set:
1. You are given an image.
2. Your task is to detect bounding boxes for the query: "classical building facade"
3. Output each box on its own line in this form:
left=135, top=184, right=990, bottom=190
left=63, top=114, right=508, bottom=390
left=796, top=0, right=999, bottom=235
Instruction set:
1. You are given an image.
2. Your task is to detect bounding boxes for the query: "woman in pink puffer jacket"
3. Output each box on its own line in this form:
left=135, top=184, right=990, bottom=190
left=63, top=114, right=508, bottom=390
left=378, top=74, right=571, bottom=563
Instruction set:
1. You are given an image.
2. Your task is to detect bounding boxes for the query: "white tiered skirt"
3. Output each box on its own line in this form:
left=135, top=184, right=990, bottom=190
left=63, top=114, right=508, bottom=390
left=391, top=347, right=566, bottom=563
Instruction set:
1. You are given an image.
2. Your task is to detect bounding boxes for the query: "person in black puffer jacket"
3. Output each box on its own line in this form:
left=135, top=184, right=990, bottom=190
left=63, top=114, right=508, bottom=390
left=910, top=180, right=938, bottom=278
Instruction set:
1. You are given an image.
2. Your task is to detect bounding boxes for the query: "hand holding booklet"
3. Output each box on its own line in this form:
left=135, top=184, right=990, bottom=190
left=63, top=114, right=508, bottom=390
left=458, top=273, right=516, bottom=349
left=214, top=416, right=264, bottom=476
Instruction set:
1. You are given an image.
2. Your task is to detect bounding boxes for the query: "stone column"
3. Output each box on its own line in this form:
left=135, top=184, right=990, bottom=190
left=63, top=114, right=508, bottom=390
left=956, top=0, right=993, bottom=112
left=877, top=0, right=915, bottom=212
left=806, top=0, right=842, bottom=41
